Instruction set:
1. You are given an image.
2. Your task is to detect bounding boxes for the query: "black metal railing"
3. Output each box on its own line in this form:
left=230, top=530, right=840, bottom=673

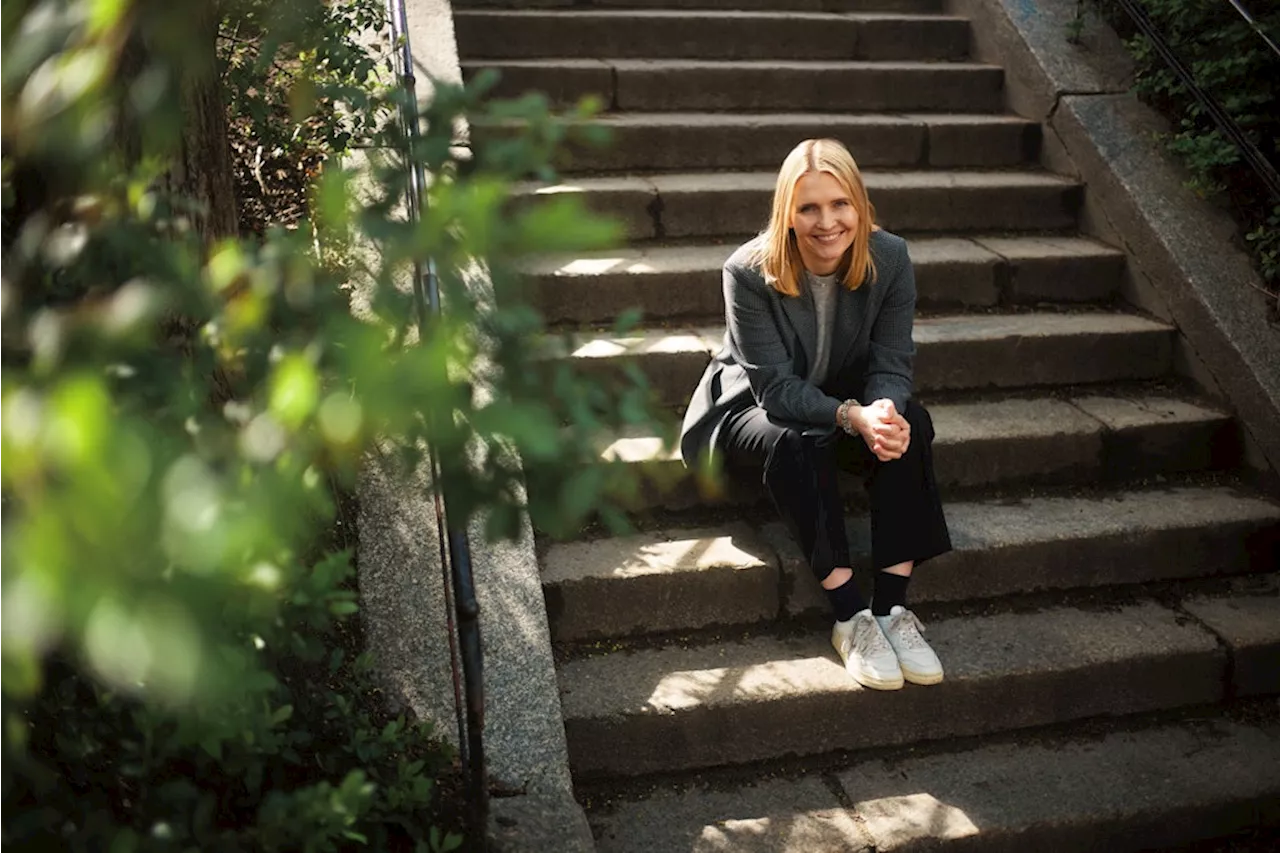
left=1113, top=0, right=1280, bottom=203
left=385, top=1, right=488, bottom=849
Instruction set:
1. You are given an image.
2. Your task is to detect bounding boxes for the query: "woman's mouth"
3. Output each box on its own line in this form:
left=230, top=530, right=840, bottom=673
left=812, top=232, right=844, bottom=245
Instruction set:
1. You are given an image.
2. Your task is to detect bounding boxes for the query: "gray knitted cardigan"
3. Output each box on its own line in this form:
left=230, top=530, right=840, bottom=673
left=679, top=228, right=917, bottom=467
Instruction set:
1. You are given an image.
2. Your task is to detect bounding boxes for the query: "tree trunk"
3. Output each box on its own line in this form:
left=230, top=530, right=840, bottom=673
left=172, top=2, right=239, bottom=243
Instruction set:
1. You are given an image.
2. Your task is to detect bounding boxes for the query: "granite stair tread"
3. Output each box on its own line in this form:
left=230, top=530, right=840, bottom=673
left=514, top=169, right=1082, bottom=237
left=586, top=715, right=1280, bottom=852
left=550, top=311, right=1175, bottom=406
left=455, top=9, right=972, bottom=62
left=542, top=484, right=1280, bottom=641
left=522, top=235, right=1123, bottom=322
left=467, top=58, right=1007, bottom=111
left=558, top=599, right=1233, bottom=777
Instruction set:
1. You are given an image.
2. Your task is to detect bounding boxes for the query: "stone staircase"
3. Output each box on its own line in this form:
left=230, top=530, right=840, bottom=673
left=454, top=1, right=1280, bottom=849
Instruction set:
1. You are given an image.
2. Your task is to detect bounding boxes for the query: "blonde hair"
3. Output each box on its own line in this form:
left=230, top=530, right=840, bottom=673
left=748, top=138, right=877, bottom=297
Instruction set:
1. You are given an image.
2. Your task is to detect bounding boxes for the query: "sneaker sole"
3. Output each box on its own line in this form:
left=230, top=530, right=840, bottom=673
left=901, top=666, right=944, bottom=686
left=850, top=666, right=905, bottom=691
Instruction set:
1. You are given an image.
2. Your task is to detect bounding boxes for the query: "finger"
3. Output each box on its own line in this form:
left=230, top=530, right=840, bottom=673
left=875, top=439, right=904, bottom=458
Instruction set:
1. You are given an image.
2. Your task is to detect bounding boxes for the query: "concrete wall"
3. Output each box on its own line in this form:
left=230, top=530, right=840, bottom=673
left=355, top=1, right=595, bottom=850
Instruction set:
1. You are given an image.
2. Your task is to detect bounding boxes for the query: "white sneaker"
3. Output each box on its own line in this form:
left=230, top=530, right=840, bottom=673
left=875, top=606, right=944, bottom=685
left=832, top=609, right=904, bottom=690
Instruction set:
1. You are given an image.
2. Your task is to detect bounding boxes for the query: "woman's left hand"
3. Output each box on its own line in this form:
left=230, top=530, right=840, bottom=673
left=868, top=403, right=910, bottom=461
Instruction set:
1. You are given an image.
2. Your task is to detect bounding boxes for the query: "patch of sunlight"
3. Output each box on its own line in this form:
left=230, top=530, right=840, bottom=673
left=607, top=536, right=762, bottom=578
left=572, top=338, right=633, bottom=358
left=649, top=656, right=835, bottom=710
left=558, top=257, right=644, bottom=275
left=695, top=808, right=866, bottom=852
left=572, top=331, right=707, bottom=358
left=855, top=793, right=979, bottom=845
left=648, top=667, right=729, bottom=711
left=649, top=332, right=710, bottom=353
left=599, top=435, right=672, bottom=463
left=698, top=818, right=768, bottom=850
left=532, top=183, right=584, bottom=195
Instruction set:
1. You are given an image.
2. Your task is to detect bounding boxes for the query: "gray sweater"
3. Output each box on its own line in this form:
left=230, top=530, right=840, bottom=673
left=805, top=270, right=839, bottom=386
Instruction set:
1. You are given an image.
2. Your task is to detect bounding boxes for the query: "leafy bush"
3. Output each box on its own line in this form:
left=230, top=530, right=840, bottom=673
left=1094, top=0, right=1280, bottom=301
left=2, top=0, right=659, bottom=849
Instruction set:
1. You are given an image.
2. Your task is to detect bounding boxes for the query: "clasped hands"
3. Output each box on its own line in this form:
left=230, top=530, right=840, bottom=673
left=852, top=399, right=910, bottom=462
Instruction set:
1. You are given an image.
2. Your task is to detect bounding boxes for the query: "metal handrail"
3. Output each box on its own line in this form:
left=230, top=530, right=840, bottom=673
left=385, top=1, right=488, bottom=849
left=1225, top=0, right=1280, bottom=61
left=1114, top=0, right=1280, bottom=203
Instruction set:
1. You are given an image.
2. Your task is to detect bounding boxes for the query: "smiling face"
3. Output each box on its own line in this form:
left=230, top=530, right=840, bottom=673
left=789, top=170, right=858, bottom=276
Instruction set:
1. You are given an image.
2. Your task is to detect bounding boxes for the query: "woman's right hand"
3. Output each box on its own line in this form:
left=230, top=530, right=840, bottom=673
left=854, top=400, right=910, bottom=462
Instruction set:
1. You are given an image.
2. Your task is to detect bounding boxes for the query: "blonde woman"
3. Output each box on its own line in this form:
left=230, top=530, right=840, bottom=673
left=680, top=138, right=952, bottom=691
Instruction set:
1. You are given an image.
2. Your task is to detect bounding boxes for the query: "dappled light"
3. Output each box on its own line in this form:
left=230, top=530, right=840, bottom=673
left=852, top=792, right=980, bottom=847
left=599, top=434, right=673, bottom=463
left=558, top=256, right=652, bottom=275
left=646, top=653, right=843, bottom=711
left=601, top=535, right=762, bottom=579
left=572, top=331, right=714, bottom=358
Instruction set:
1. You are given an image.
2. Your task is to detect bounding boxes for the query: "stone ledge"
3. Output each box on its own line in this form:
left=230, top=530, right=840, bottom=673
left=489, top=792, right=596, bottom=853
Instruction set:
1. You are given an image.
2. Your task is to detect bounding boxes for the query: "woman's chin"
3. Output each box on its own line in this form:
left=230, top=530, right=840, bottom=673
left=805, top=244, right=850, bottom=273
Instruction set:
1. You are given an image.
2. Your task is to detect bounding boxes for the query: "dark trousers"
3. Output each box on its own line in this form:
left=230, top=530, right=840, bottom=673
left=720, top=399, right=952, bottom=583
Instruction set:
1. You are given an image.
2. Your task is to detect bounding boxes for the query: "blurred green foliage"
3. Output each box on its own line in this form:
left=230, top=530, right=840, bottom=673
left=2, top=0, right=663, bottom=848
left=1095, top=0, right=1279, bottom=297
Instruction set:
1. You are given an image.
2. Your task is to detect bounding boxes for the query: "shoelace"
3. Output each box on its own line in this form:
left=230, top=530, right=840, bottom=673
left=889, top=610, right=929, bottom=650
left=853, top=615, right=893, bottom=656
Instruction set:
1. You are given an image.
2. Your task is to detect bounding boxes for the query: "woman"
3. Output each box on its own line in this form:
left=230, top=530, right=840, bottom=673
left=680, top=138, right=952, bottom=691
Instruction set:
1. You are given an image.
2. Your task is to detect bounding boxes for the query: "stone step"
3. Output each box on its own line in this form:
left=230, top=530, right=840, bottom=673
left=576, top=112, right=1036, bottom=172
left=515, top=170, right=1079, bottom=239
left=1183, top=589, right=1280, bottom=698
left=542, top=486, right=1280, bottom=642
left=587, top=716, right=1280, bottom=852
left=588, top=392, right=1237, bottom=513
left=522, top=236, right=1123, bottom=325
left=558, top=600, right=1231, bottom=777
left=455, top=0, right=945, bottom=13
left=589, top=489, right=1280, bottom=638
left=455, top=11, right=970, bottom=62
left=464, top=59, right=1005, bottom=112
left=550, top=312, right=1174, bottom=409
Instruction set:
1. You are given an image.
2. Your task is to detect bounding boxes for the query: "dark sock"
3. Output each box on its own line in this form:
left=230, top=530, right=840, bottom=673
left=872, top=571, right=910, bottom=616
left=826, top=577, right=869, bottom=622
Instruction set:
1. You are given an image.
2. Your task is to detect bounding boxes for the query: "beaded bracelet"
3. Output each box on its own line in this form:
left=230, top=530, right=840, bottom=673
left=836, top=399, right=859, bottom=435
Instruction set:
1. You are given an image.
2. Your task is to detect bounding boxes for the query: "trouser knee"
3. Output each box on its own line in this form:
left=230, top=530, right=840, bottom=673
left=903, top=400, right=934, bottom=444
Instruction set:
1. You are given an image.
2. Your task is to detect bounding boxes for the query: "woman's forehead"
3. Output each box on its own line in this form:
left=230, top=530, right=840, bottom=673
left=794, top=171, right=850, bottom=201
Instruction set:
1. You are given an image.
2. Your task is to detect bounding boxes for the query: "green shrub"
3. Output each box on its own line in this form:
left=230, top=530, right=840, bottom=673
left=1094, top=0, right=1280, bottom=300
left=2, top=0, right=659, bottom=849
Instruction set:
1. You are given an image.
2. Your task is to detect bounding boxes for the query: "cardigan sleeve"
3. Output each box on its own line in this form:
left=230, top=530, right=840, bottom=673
left=724, top=260, right=843, bottom=427
left=862, top=236, right=917, bottom=411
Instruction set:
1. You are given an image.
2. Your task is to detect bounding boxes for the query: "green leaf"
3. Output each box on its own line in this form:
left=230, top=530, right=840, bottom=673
left=269, top=353, right=320, bottom=429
